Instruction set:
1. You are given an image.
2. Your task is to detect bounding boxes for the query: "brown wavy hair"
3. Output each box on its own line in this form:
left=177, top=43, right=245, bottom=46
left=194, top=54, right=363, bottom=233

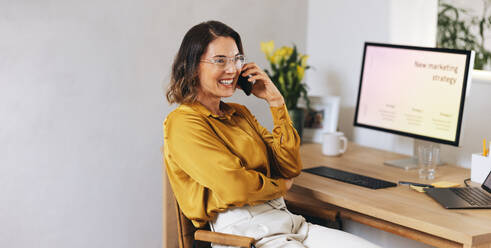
left=166, top=20, right=244, bottom=104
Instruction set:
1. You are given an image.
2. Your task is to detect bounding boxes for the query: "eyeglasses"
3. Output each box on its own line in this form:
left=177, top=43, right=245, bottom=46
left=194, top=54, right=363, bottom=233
left=201, top=55, right=246, bottom=69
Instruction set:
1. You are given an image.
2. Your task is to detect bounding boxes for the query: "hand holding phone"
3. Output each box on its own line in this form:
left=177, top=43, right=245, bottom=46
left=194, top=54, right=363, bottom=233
left=237, top=74, right=253, bottom=96
left=239, top=62, right=284, bottom=106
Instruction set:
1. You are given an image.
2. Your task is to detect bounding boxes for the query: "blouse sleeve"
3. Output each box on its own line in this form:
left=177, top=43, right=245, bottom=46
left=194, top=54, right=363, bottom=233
left=164, top=110, right=287, bottom=213
left=239, top=104, right=303, bottom=178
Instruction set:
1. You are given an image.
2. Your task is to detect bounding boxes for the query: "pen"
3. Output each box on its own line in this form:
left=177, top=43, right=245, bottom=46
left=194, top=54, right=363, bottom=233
left=398, top=181, right=434, bottom=188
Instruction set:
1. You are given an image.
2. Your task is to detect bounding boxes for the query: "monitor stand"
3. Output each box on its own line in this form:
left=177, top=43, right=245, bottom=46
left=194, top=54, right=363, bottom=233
left=384, top=157, right=419, bottom=170
left=384, top=141, right=444, bottom=170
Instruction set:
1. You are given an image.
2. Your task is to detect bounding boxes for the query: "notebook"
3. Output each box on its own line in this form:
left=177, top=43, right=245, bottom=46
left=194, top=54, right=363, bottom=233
left=424, top=170, right=491, bottom=209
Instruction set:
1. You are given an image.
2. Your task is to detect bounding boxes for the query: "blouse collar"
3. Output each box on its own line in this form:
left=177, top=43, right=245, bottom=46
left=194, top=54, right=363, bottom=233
left=188, top=101, right=236, bottom=120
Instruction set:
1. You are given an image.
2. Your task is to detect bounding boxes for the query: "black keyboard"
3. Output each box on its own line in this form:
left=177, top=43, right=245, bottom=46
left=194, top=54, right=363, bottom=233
left=303, top=166, right=397, bottom=189
left=450, top=187, right=491, bottom=206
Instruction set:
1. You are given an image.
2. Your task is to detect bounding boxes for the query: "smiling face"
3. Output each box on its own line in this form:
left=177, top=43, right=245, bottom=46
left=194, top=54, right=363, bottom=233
left=197, top=36, right=240, bottom=102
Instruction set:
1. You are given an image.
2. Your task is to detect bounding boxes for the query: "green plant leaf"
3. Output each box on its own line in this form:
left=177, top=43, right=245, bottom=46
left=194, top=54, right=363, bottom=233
left=437, top=1, right=491, bottom=70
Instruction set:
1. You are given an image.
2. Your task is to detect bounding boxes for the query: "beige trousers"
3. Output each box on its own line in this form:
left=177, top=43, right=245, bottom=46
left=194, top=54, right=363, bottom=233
left=209, top=197, right=380, bottom=248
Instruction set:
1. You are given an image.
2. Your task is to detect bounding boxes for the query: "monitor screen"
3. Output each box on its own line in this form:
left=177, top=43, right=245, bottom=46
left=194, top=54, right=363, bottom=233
left=354, top=42, right=474, bottom=146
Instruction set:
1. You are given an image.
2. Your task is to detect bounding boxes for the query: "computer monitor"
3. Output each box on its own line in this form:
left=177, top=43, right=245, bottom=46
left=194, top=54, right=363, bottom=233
left=354, top=42, right=474, bottom=168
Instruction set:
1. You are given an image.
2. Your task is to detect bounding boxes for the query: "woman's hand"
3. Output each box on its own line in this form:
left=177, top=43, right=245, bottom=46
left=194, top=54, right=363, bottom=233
left=240, top=63, right=285, bottom=107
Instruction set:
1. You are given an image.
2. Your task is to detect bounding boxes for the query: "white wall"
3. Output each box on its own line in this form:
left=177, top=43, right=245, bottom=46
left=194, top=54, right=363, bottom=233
left=306, top=0, right=439, bottom=156
left=1, top=1, right=167, bottom=247
left=0, top=1, right=307, bottom=247
left=306, top=0, right=438, bottom=247
left=305, top=0, right=393, bottom=151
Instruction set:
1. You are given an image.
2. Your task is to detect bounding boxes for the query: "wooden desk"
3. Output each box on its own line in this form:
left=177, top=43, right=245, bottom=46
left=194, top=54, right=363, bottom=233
left=286, top=143, right=491, bottom=248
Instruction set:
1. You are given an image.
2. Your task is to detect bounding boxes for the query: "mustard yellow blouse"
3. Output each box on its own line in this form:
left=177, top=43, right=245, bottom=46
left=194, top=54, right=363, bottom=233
left=163, top=101, right=302, bottom=228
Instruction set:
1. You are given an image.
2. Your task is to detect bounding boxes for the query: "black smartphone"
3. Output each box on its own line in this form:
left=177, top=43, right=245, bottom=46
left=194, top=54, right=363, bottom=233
left=237, top=75, right=252, bottom=96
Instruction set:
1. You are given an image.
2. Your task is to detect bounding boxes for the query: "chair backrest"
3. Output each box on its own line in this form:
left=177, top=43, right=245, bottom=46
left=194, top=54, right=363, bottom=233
left=175, top=200, right=209, bottom=248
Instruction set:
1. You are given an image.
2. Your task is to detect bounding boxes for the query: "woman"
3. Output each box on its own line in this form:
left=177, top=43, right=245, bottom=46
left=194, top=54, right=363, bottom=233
left=164, top=20, right=379, bottom=248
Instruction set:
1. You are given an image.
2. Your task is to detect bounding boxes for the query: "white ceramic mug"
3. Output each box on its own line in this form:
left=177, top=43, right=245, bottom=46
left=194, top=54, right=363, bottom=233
left=322, top=132, right=348, bottom=156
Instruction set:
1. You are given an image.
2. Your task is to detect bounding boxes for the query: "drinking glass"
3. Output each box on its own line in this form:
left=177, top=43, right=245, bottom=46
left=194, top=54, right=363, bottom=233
left=418, top=144, right=440, bottom=180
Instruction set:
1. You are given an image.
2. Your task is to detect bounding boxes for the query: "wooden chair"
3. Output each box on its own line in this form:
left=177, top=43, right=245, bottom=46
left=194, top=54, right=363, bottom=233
left=175, top=200, right=256, bottom=248
left=175, top=198, right=340, bottom=248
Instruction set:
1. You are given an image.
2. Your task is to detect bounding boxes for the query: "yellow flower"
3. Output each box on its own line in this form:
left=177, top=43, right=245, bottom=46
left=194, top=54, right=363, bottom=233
left=271, top=49, right=283, bottom=64
left=271, top=46, right=293, bottom=65
left=258, top=41, right=310, bottom=110
left=297, top=65, right=305, bottom=80
left=260, top=40, right=275, bottom=60
left=270, top=54, right=278, bottom=64
left=284, top=47, right=293, bottom=57
left=301, top=55, right=309, bottom=67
